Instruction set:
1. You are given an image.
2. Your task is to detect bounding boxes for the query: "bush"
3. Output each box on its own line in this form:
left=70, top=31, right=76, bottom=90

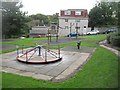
left=110, top=35, right=120, bottom=47
left=107, top=34, right=112, bottom=44
left=107, top=32, right=120, bottom=47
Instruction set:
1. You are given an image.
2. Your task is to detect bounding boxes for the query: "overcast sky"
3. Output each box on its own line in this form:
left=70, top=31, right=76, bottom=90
left=21, top=0, right=100, bottom=15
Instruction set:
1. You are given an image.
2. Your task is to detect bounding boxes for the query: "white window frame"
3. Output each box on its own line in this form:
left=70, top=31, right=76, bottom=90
left=65, top=26, right=69, bottom=29
left=65, top=10, right=71, bottom=15
left=65, top=19, right=68, bottom=22
left=75, top=19, right=80, bottom=22
left=75, top=11, right=81, bottom=15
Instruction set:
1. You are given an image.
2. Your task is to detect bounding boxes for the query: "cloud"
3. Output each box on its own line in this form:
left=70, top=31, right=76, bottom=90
left=21, top=0, right=97, bottom=15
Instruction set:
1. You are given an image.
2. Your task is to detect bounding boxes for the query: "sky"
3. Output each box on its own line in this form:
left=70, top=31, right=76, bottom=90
left=21, top=0, right=99, bottom=15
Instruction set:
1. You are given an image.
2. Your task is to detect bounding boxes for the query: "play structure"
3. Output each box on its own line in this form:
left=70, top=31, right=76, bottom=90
left=47, top=22, right=59, bottom=43
left=16, top=23, right=62, bottom=64
left=16, top=45, right=62, bottom=64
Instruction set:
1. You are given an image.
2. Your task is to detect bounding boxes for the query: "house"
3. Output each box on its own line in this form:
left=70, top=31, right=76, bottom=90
left=29, top=26, right=48, bottom=38
left=29, top=23, right=58, bottom=38
left=59, top=9, right=89, bottom=36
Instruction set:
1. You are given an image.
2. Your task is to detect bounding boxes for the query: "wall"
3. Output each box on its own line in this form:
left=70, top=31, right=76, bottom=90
left=59, top=18, right=88, bottom=36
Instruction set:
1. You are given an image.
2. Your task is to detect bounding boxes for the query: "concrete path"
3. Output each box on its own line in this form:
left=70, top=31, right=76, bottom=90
left=1, top=47, right=95, bottom=82
left=99, top=40, right=120, bottom=57
left=100, top=45, right=120, bottom=57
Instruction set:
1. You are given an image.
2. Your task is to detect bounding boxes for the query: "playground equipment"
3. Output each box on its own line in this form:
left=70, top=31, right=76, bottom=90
left=16, top=45, right=62, bottom=64
left=47, top=22, right=59, bottom=43
left=17, top=23, right=62, bottom=64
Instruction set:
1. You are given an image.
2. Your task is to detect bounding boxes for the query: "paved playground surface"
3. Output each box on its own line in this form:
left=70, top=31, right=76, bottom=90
left=1, top=46, right=95, bottom=82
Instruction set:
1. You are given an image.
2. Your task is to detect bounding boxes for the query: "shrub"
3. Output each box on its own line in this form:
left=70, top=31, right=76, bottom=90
left=107, top=32, right=120, bottom=47
left=107, top=34, right=112, bottom=44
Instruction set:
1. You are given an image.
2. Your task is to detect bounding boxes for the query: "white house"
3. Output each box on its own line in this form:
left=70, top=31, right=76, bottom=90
left=59, top=9, right=89, bottom=36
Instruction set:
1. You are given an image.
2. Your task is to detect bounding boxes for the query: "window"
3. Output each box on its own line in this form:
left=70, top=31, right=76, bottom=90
left=75, top=11, right=81, bottom=15
left=75, top=27, right=80, bottom=29
left=84, top=26, right=86, bottom=28
left=75, top=19, right=80, bottom=22
left=51, top=26, right=56, bottom=30
left=65, top=11, right=71, bottom=15
left=65, top=26, right=69, bottom=29
left=65, top=19, right=68, bottom=22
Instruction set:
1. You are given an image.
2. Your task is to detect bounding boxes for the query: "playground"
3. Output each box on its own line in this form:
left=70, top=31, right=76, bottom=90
left=2, top=44, right=95, bottom=82
left=1, top=34, right=118, bottom=88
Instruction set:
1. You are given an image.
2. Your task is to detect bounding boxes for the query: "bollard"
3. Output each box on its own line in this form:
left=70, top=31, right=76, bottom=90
left=77, top=40, right=81, bottom=49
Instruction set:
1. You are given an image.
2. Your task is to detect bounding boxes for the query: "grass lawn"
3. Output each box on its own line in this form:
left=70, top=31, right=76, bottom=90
left=2, top=34, right=119, bottom=88
left=1, top=34, right=107, bottom=53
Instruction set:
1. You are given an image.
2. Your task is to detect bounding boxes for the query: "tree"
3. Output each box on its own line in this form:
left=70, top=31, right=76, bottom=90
left=29, top=14, right=49, bottom=26
left=47, top=13, right=59, bottom=25
left=88, top=1, right=118, bottom=28
left=2, top=1, right=27, bottom=38
left=28, top=13, right=59, bottom=27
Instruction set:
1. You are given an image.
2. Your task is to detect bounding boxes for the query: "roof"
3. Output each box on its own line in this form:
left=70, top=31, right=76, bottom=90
left=60, top=9, right=87, bottom=11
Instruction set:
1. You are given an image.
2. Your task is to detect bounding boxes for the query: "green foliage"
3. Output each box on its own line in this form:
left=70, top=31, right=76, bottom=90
left=30, top=14, right=49, bottom=26
left=107, top=32, right=120, bottom=47
left=109, top=32, right=120, bottom=47
left=48, top=13, right=59, bottom=25
left=107, top=34, right=111, bottom=44
left=28, top=13, right=59, bottom=27
left=89, top=2, right=119, bottom=27
left=2, top=1, right=28, bottom=39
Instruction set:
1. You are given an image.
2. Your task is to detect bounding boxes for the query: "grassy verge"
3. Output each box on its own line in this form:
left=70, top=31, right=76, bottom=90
left=1, top=38, right=48, bottom=46
left=2, top=46, right=118, bottom=88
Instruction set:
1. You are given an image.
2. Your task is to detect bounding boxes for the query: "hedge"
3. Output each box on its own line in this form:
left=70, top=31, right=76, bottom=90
left=107, top=32, right=120, bottom=47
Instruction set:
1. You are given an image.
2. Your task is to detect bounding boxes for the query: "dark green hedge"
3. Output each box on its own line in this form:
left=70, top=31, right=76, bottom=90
left=107, top=32, right=120, bottom=47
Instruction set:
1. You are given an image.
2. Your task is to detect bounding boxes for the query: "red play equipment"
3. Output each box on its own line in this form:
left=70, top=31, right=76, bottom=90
left=16, top=45, right=62, bottom=64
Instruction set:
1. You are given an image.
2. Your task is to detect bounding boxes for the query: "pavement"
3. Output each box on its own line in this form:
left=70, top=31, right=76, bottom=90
left=99, top=40, right=120, bottom=57
left=2, top=39, right=18, bottom=51
left=1, top=46, right=96, bottom=82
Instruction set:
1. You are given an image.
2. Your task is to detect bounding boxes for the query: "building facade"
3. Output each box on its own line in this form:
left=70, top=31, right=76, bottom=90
left=29, top=24, right=58, bottom=38
left=29, top=26, right=48, bottom=38
left=59, top=9, right=89, bottom=36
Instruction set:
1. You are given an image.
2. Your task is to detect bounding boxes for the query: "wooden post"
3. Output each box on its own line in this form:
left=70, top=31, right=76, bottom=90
left=16, top=45, right=19, bottom=58
left=58, top=46, right=60, bottom=58
left=22, top=45, right=24, bottom=54
left=45, top=48, right=47, bottom=62
left=76, top=23, right=78, bottom=39
left=70, top=23, right=72, bottom=37
left=26, top=50, right=28, bottom=62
